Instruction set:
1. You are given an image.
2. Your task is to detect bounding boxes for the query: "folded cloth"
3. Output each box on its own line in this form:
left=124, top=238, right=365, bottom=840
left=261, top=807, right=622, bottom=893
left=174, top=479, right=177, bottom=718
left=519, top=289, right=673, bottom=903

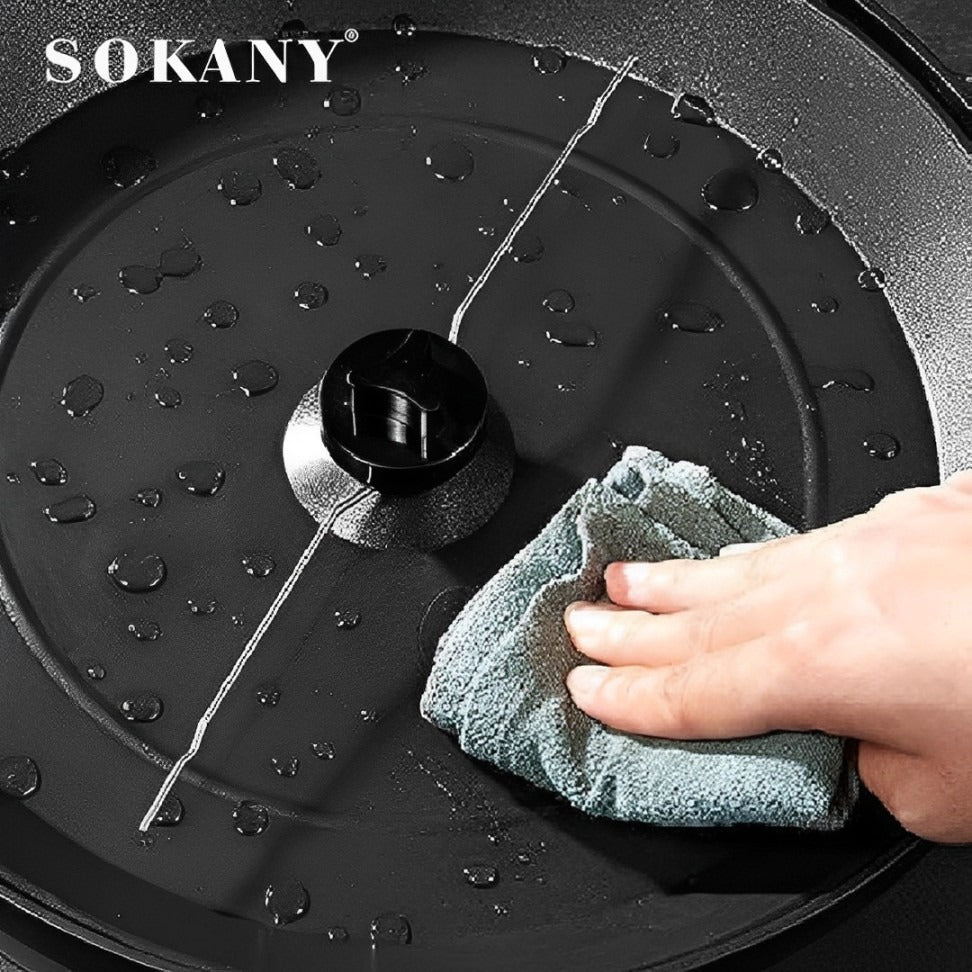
left=420, top=447, right=857, bottom=829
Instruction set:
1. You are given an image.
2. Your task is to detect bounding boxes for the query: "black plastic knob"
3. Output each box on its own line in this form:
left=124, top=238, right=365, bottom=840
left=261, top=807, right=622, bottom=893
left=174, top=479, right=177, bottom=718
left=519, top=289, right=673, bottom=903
left=319, top=329, right=489, bottom=496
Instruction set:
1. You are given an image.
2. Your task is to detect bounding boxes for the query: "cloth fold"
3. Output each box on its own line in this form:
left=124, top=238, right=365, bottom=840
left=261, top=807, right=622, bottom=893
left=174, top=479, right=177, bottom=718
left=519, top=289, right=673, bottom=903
left=420, top=447, right=856, bottom=829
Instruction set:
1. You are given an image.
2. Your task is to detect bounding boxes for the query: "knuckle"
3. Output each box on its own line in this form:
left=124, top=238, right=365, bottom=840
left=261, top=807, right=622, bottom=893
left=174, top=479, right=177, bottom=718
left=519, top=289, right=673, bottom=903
left=658, top=664, right=696, bottom=733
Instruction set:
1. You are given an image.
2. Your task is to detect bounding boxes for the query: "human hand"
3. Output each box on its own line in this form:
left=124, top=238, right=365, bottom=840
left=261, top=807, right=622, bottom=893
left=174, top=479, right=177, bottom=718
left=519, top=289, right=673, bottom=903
left=564, top=472, right=972, bottom=842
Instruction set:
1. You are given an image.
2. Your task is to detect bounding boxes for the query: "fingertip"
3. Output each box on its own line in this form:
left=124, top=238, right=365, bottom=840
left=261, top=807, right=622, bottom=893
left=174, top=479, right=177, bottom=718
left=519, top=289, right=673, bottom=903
left=604, top=561, right=648, bottom=604
left=566, top=664, right=609, bottom=703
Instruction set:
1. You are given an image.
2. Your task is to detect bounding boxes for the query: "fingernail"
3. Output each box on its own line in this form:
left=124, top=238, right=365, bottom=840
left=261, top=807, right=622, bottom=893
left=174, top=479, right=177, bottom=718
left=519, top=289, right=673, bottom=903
left=609, top=562, right=652, bottom=584
left=564, top=602, right=609, bottom=634
left=566, top=665, right=609, bottom=698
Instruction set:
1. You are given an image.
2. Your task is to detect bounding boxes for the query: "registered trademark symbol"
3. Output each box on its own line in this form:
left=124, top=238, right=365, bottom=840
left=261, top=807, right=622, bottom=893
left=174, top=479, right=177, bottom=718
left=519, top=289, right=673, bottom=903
left=344, top=28, right=359, bottom=43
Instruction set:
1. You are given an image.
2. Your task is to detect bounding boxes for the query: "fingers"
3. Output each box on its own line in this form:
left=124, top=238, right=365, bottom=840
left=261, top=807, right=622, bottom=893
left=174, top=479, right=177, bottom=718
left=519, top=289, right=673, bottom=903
left=565, top=638, right=794, bottom=739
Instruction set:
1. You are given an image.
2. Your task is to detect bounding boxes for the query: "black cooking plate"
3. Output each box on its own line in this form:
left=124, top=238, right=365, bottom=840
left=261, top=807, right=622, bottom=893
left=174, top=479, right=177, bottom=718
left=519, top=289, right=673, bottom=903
left=0, top=12, right=952, bottom=972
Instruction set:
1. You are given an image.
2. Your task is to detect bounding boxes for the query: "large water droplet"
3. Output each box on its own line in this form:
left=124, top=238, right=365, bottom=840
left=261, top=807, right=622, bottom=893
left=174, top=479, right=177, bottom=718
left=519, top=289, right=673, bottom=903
left=200, top=299, right=238, bottom=329
left=155, top=386, right=182, bottom=409
left=60, top=375, right=104, bottom=417
left=31, top=458, right=67, bottom=485
left=354, top=254, right=387, bottom=279
left=152, top=794, right=184, bottom=826
left=273, top=147, right=321, bottom=190
left=217, top=169, right=262, bottom=206
left=808, top=366, right=874, bottom=392
left=306, top=214, right=342, bottom=246
left=176, top=460, right=225, bottom=496
left=464, top=864, right=498, bottom=888
left=546, top=321, right=597, bottom=347
left=671, top=92, right=715, bottom=126
left=120, top=265, right=163, bottom=295
left=0, top=756, right=39, bottom=799
left=858, top=267, right=888, bottom=292
left=795, top=206, right=830, bottom=235
left=643, top=132, right=680, bottom=158
left=242, top=551, right=276, bottom=577
left=120, top=694, right=163, bottom=722
left=533, top=47, right=566, bottom=74
left=128, top=619, right=162, bottom=642
left=371, top=914, right=411, bottom=945
left=393, top=13, right=417, bottom=36
left=542, top=289, right=574, bottom=313
left=108, top=552, right=167, bottom=592
left=265, top=880, right=309, bottom=925
left=272, top=755, right=300, bottom=778
left=863, top=432, right=900, bottom=460
left=44, top=494, right=96, bottom=524
left=659, top=302, right=723, bottom=333
left=165, top=338, right=194, bottom=364
left=234, top=800, right=269, bottom=836
left=426, top=141, right=474, bottom=182
left=85, top=662, right=106, bottom=680
left=233, top=360, right=278, bottom=396
left=324, top=85, right=361, bottom=116
left=159, top=245, right=201, bottom=279
left=311, top=741, right=335, bottom=760
left=702, top=169, right=759, bottom=211
left=103, top=146, right=157, bottom=188
left=757, top=148, right=783, bottom=172
left=293, top=281, right=328, bottom=309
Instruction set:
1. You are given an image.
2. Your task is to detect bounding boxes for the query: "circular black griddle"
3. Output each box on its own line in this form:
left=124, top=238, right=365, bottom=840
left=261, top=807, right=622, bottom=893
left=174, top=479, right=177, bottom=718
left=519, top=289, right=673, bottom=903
left=0, top=3, right=970, bottom=970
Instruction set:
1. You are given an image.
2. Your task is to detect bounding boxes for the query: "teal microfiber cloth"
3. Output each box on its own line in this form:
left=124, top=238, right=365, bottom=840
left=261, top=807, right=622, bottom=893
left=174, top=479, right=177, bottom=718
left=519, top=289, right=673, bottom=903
left=420, top=447, right=857, bottom=829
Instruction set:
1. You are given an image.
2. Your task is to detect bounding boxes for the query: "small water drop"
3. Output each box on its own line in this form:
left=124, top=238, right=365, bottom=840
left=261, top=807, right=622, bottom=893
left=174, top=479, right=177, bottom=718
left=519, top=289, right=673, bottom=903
left=176, top=460, right=225, bottom=496
left=265, top=880, right=309, bottom=925
left=217, top=169, right=262, bottom=206
left=187, top=598, right=218, bottom=616
left=671, top=92, right=715, bottom=126
left=233, top=360, right=278, bottom=396
left=334, top=610, right=361, bottom=629
left=128, top=619, right=162, bottom=642
left=72, top=284, right=100, bottom=303
left=643, top=132, right=680, bottom=158
left=509, top=233, right=543, bottom=263
left=0, top=756, right=40, bottom=799
left=200, top=299, right=238, bottom=329
left=195, top=92, right=223, bottom=120
left=103, top=146, right=157, bottom=188
left=396, top=60, right=427, bottom=84
left=659, top=302, right=723, bottom=333
left=354, top=254, right=387, bottom=279
left=242, top=551, right=276, bottom=577
left=165, top=338, right=194, bottom=364
left=808, top=366, right=874, bottom=392
left=360, top=709, right=377, bottom=722
left=30, top=458, right=67, bottom=486
left=864, top=432, right=900, bottom=460
left=493, top=904, right=509, bottom=916
left=120, top=265, right=163, bottom=295
left=426, top=140, right=474, bottom=182
left=234, top=800, right=269, bottom=836
left=85, top=662, right=106, bottom=680
left=108, top=551, right=166, bottom=592
left=159, top=245, right=201, bottom=278
left=271, top=755, right=300, bottom=778
left=120, top=693, right=163, bottom=722
left=556, top=381, right=576, bottom=393
left=60, top=374, right=104, bottom=417
left=795, top=207, right=831, bottom=235
left=858, top=267, right=888, bottom=292
left=464, top=864, right=498, bottom=888
left=5, top=472, right=19, bottom=484
left=155, top=386, right=182, bottom=409
left=306, top=214, right=342, bottom=246
left=293, top=281, right=328, bottom=309
left=370, top=914, right=411, bottom=945
left=311, top=741, right=335, bottom=760
left=757, top=148, right=783, bottom=172
left=273, top=147, right=321, bottom=190
left=132, top=831, right=156, bottom=850
left=546, top=321, right=597, bottom=347
left=542, top=289, right=574, bottom=313
left=324, top=85, right=362, bottom=116
left=533, top=46, right=567, bottom=74
left=811, top=296, right=839, bottom=314
left=702, top=169, right=759, bottom=211
left=132, top=487, right=163, bottom=508
left=393, top=13, right=417, bottom=36
left=327, top=926, right=349, bottom=943
left=44, top=494, right=96, bottom=524
left=152, top=794, right=184, bottom=827
left=256, top=683, right=281, bottom=707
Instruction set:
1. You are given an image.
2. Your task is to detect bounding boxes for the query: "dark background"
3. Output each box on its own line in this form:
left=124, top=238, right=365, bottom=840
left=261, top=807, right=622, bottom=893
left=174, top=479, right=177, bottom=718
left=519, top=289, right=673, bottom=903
left=0, top=2, right=970, bottom=970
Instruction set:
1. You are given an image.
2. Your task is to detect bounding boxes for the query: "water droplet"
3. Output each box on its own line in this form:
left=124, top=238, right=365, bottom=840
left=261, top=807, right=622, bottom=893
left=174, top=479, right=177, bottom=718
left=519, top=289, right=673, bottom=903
left=165, top=338, right=193, bottom=364
left=370, top=914, right=411, bottom=945
left=234, top=800, right=269, bottom=836
left=493, top=904, right=509, bottom=916
left=858, top=267, right=888, bottom=292
left=795, top=207, right=831, bottom=235
left=671, top=92, right=715, bottom=126
left=60, top=374, right=104, bottom=417
left=0, top=757, right=39, bottom=799
left=334, top=610, right=360, bottom=629
left=5, top=473, right=19, bottom=484
left=120, top=265, right=163, bottom=295
left=533, top=46, right=566, bottom=74
left=306, top=214, right=341, bottom=246
left=478, top=223, right=496, bottom=238
left=108, top=551, right=166, bottom=592
left=200, top=299, right=238, bottom=329
left=542, top=289, right=574, bottom=313
left=176, top=460, right=225, bottom=496
left=293, top=281, right=328, bottom=309
left=702, top=169, right=759, bottom=211
left=327, top=926, right=349, bottom=943
left=72, top=284, right=100, bottom=303
left=187, top=598, right=218, bottom=616
left=195, top=93, right=223, bottom=120
left=396, top=60, right=426, bottom=84
left=311, top=741, right=335, bottom=760
left=155, top=386, right=182, bottom=409
left=354, top=254, right=387, bottom=279
left=757, top=148, right=783, bottom=172
left=360, top=709, right=377, bottom=722
left=30, top=458, right=67, bottom=486
left=152, top=794, right=184, bottom=826
left=643, top=132, right=680, bottom=158
left=426, top=140, right=474, bottom=182
left=392, top=13, right=417, bottom=36
left=556, top=381, right=576, bottom=393
left=811, top=296, right=839, bottom=314
left=132, top=831, right=156, bottom=849
left=546, top=321, right=597, bottom=347
left=464, top=864, right=498, bottom=888
left=159, top=245, right=201, bottom=278
left=509, top=233, right=543, bottom=263
left=103, top=146, right=157, bottom=188
left=233, top=360, right=278, bottom=396
left=120, top=694, right=163, bottom=722
left=517, top=358, right=531, bottom=368
left=231, top=613, right=245, bottom=627
left=659, top=302, right=723, bottom=333
left=44, top=494, right=96, bottom=524
left=324, top=85, right=361, bottom=116
left=128, top=619, right=162, bottom=642
left=132, top=487, right=162, bottom=508
left=273, top=147, right=320, bottom=190
left=271, top=755, right=300, bottom=778
left=265, top=880, right=309, bottom=925
left=217, top=169, right=262, bottom=206
left=516, top=850, right=532, bottom=865
left=242, top=551, right=276, bottom=577
left=864, top=432, right=900, bottom=460
left=256, top=683, right=281, bottom=707
left=85, top=662, right=106, bottom=680
left=808, top=366, right=874, bottom=392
